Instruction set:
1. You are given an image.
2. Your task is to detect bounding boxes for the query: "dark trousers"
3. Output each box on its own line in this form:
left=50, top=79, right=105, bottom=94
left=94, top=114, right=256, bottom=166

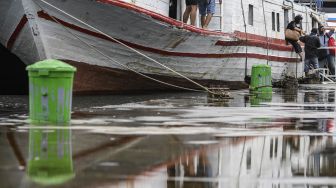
left=304, top=57, right=319, bottom=73
left=287, top=39, right=303, bottom=53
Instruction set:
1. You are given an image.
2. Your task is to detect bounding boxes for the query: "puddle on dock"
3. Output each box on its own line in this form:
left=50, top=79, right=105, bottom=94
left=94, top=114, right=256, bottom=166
left=1, top=85, right=336, bottom=187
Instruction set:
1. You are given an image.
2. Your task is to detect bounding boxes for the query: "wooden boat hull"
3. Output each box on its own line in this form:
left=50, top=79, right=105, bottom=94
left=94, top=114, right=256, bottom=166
left=0, top=0, right=314, bottom=93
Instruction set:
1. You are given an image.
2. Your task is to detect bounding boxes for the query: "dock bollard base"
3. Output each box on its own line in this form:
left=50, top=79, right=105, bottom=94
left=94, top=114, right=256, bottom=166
left=207, top=87, right=232, bottom=100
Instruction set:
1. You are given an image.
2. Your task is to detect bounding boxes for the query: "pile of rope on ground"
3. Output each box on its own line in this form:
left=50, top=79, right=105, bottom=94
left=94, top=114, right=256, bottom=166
left=298, top=74, right=321, bottom=84
left=273, top=76, right=299, bottom=89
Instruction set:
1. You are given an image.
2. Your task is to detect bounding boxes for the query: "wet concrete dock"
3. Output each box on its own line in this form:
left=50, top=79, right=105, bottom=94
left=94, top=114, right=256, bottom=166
left=0, top=85, right=336, bottom=187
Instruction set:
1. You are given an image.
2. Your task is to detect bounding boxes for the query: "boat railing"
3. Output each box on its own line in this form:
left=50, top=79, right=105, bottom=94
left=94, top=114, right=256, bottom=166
left=318, top=68, right=336, bottom=83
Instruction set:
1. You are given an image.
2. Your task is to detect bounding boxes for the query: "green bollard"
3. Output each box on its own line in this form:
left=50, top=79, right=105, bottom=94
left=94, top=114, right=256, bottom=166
left=28, top=127, right=74, bottom=185
left=26, top=60, right=76, bottom=124
left=250, top=64, right=272, bottom=93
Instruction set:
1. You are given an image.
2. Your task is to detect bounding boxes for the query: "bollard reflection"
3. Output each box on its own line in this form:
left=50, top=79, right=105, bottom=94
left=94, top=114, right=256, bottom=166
left=27, top=125, right=74, bottom=185
left=250, top=91, right=272, bottom=106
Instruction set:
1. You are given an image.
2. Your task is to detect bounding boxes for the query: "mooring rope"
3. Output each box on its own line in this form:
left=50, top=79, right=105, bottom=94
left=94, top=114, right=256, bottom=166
left=34, top=0, right=214, bottom=93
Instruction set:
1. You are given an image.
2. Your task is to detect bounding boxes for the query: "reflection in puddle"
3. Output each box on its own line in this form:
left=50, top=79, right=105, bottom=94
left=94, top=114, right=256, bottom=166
left=27, top=127, right=74, bottom=186
left=0, top=86, right=336, bottom=187
left=165, top=135, right=336, bottom=187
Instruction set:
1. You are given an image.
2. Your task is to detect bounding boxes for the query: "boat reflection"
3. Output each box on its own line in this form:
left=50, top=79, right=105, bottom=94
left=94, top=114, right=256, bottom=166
left=16, top=126, right=336, bottom=187
left=164, top=133, right=336, bottom=187
left=282, top=89, right=298, bottom=103
left=167, top=146, right=216, bottom=188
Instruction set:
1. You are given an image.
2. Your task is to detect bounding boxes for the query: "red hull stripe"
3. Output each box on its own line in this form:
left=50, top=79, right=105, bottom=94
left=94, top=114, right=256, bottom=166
left=215, top=40, right=293, bottom=52
left=36, top=11, right=298, bottom=62
left=234, top=31, right=287, bottom=46
left=7, top=15, right=28, bottom=50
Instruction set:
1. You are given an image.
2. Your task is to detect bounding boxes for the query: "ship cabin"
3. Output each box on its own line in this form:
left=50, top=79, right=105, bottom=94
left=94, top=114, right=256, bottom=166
left=119, top=0, right=326, bottom=40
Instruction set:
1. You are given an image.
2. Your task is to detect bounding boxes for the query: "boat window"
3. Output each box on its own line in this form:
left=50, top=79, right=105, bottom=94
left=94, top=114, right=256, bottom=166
left=277, top=13, right=280, bottom=32
left=169, top=0, right=178, bottom=19
left=284, top=9, right=289, bottom=29
left=270, top=138, right=274, bottom=158
left=274, top=138, right=278, bottom=157
left=272, top=12, right=276, bottom=31
left=246, top=148, right=251, bottom=170
left=248, top=4, right=253, bottom=26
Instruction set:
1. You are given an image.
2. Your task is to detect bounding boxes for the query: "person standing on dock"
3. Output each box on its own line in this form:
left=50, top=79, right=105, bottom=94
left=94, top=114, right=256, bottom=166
left=299, top=28, right=321, bottom=77
left=317, top=25, right=335, bottom=76
left=286, top=15, right=304, bottom=62
left=183, top=0, right=199, bottom=26
left=199, top=0, right=222, bottom=29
